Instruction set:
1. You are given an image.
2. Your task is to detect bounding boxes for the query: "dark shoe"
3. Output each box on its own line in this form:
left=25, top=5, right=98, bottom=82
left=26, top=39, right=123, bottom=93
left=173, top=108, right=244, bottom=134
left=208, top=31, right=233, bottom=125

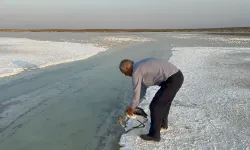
left=161, top=125, right=168, bottom=130
left=140, top=134, right=160, bottom=142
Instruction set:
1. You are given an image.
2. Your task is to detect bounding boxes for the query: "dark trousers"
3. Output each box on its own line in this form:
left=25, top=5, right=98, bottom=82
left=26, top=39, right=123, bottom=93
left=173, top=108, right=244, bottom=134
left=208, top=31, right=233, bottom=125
left=148, top=70, right=184, bottom=138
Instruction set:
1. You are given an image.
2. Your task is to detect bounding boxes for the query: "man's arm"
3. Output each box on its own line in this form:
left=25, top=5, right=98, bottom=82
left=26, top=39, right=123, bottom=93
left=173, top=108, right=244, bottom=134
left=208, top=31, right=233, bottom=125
left=129, top=72, right=142, bottom=109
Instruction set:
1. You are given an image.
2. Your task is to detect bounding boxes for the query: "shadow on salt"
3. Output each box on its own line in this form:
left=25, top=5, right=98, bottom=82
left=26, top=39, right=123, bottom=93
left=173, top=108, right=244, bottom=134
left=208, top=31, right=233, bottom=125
left=12, top=60, right=39, bottom=71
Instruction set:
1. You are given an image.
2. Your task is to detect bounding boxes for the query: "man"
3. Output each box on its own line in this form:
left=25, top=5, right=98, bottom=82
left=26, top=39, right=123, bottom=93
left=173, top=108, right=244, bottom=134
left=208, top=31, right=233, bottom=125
left=119, top=58, right=184, bottom=142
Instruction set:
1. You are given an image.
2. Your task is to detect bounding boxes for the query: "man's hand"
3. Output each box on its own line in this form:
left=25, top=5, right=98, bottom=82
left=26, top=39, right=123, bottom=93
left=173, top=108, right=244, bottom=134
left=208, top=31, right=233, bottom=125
left=126, top=106, right=134, bottom=116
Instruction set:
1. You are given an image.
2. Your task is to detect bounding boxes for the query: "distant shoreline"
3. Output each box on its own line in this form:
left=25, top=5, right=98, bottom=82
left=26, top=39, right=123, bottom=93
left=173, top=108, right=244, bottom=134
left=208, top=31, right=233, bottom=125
left=0, top=27, right=250, bottom=33
left=205, top=32, right=250, bottom=36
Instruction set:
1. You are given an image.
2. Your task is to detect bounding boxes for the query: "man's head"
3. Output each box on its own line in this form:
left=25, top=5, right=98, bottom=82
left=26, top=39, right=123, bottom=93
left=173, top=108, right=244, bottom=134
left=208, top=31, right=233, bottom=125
left=119, top=59, right=134, bottom=77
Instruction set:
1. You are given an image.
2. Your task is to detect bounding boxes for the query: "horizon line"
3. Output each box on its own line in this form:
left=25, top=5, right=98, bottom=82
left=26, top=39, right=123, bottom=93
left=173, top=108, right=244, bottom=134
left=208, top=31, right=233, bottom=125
left=0, top=27, right=250, bottom=32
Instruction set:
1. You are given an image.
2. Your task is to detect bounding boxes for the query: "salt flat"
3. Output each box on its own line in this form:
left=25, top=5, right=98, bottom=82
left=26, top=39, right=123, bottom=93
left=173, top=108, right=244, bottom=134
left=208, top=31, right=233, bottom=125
left=0, top=32, right=249, bottom=150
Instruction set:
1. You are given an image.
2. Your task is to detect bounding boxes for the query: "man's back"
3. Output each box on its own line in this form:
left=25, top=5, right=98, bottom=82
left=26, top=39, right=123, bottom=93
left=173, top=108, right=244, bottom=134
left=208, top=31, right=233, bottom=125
left=133, top=58, right=179, bottom=86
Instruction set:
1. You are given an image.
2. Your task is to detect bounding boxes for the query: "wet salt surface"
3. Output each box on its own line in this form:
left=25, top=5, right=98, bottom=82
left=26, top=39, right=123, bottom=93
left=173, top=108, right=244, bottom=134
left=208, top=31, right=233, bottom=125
left=0, top=33, right=161, bottom=150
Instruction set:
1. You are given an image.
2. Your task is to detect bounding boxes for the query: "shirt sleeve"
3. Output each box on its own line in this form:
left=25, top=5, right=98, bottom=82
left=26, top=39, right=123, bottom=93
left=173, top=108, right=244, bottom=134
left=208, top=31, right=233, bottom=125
left=130, top=71, right=143, bottom=109
left=140, top=84, right=147, bottom=100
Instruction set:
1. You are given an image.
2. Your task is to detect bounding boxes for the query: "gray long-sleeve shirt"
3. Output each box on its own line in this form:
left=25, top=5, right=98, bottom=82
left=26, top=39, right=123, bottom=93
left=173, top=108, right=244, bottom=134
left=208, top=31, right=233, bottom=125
left=130, top=58, right=179, bottom=108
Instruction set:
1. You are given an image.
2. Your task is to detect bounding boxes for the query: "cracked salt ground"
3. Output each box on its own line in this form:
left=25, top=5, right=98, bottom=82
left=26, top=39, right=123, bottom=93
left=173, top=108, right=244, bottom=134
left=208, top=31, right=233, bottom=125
left=119, top=47, right=250, bottom=150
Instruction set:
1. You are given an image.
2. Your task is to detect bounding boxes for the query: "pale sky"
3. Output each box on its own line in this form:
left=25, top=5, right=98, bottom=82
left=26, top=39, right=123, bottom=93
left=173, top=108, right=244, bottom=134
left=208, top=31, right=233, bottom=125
left=0, top=0, right=249, bottom=29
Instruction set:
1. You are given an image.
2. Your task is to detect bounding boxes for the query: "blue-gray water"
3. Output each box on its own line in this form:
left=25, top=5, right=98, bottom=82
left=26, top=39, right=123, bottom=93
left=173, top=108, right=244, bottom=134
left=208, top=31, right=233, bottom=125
left=0, top=32, right=249, bottom=150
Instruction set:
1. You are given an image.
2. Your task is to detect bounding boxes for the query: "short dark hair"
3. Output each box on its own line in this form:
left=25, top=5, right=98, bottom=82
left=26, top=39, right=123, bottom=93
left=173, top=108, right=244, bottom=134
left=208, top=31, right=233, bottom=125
left=119, top=59, right=134, bottom=71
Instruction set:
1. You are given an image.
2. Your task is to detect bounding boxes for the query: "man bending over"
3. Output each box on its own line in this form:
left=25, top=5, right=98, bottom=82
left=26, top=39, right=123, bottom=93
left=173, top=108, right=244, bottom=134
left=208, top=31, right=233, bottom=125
left=119, top=58, right=184, bottom=142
